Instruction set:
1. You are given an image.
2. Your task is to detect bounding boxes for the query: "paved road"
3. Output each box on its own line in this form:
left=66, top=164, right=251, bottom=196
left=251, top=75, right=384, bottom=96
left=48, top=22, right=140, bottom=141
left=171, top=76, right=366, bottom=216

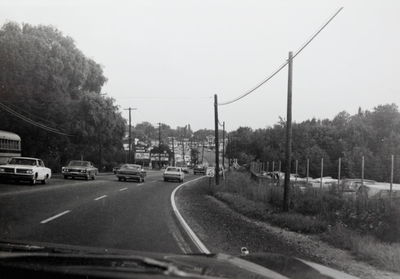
left=0, top=171, right=201, bottom=254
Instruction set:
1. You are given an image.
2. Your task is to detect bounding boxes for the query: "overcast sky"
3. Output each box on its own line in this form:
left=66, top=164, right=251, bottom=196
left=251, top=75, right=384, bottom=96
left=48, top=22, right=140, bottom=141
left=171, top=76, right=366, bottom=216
left=1, top=0, right=399, bottom=132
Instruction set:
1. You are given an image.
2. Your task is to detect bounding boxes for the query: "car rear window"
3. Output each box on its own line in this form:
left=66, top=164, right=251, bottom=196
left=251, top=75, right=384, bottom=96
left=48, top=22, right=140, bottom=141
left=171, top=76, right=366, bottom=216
left=167, top=167, right=179, bottom=172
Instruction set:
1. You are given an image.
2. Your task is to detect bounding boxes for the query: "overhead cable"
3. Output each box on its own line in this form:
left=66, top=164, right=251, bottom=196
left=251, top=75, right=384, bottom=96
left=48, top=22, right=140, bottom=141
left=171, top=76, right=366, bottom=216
left=0, top=102, right=72, bottom=136
left=218, top=7, right=343, bottom=106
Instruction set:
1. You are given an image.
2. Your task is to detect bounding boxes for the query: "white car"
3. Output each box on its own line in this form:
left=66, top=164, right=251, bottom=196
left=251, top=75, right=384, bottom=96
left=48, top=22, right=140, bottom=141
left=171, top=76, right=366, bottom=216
left=0, top=157, right=52, bottom=185
left=163, top=166, right=184, bottom=182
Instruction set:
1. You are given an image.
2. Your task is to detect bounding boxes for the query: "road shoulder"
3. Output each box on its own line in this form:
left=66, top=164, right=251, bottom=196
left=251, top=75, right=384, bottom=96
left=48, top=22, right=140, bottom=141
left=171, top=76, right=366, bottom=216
left=175, top=178, right=400, bottom=279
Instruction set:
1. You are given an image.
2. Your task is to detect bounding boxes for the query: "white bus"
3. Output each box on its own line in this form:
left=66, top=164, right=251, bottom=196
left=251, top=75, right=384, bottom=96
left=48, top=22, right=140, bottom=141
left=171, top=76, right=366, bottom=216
left=0, top=130, right=21, bottom=165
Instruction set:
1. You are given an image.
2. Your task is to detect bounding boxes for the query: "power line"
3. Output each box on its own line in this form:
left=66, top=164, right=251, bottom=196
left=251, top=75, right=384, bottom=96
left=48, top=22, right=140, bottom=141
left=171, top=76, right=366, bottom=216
left=0, top=102, right=72, bottom=136
left=218, top=7, right=343, bottom=106
left=4, top=102, right=54, bottom=125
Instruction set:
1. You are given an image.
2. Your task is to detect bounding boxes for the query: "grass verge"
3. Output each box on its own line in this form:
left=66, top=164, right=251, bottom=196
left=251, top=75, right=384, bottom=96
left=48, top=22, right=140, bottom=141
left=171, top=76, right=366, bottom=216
left=209, top=171, right=400, bottom=273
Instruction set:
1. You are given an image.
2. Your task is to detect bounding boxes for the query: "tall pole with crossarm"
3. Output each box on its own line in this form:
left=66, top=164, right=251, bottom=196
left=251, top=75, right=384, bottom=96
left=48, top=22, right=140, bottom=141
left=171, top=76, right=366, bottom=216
left=124, top=107, right=137, bottom=164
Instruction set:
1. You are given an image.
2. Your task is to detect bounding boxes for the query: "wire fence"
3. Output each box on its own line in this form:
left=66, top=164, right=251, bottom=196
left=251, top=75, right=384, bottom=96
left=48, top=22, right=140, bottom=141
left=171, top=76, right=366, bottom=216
left=248, top=156, right=400, bottom=212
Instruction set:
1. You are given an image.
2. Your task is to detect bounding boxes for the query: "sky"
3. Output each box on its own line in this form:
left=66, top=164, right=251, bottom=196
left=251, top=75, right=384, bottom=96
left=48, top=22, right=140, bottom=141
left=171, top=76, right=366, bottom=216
left=1, top=0, right=400, bottom=132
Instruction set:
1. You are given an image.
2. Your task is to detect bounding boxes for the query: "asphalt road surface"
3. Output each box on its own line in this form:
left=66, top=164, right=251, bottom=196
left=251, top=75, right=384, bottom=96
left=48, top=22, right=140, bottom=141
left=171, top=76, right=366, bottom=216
left=0, top=170, right=202, bottom=254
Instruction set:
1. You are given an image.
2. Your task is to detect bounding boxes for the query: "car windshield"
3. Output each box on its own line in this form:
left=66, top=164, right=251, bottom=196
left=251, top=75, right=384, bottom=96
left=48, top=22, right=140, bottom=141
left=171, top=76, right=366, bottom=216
left=0, top=3, right=397, bottom=279
left=8, top=158, right=36, bottom=166
left=121, top=164, right=140, bottom=170
left=166, top=167, right=179, bottom=172
left=68, top=161, right=90, bottom=167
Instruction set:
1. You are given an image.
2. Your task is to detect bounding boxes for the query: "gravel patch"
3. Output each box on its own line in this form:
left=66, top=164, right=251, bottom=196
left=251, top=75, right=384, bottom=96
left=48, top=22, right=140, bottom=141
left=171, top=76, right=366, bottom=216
left=176, top=179, right=400, bottom=279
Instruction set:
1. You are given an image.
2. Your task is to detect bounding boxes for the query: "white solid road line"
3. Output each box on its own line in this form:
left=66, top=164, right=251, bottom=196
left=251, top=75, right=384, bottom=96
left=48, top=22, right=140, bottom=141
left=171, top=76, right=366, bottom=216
left=119, top=188, right=128, bottom=191
left=170, top=176, right=210, bottom=254
left=40, top=210, right=71, bottom=224
left=94, top=195, right=107, bottom=201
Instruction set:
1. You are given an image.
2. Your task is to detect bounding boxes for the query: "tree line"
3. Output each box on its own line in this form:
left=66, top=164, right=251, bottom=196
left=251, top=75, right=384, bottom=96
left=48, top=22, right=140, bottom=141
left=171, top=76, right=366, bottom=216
left=226, top=104, right=400, bottom=183
left=0, top=22, right=126, bottom=170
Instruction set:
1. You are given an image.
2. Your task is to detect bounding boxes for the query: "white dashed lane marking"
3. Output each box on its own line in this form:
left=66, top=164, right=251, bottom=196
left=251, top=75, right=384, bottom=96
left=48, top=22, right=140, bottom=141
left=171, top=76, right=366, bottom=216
left=40, top=210, right=71, bottom=224
left=94, top=195, right=107, bottom=201
left=119, top=188, right=128, bottom=192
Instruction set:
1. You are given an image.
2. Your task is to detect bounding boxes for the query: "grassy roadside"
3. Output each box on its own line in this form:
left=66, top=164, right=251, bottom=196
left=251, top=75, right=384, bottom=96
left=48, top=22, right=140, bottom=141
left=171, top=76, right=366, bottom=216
left=209, top=171, right=400, bottom=273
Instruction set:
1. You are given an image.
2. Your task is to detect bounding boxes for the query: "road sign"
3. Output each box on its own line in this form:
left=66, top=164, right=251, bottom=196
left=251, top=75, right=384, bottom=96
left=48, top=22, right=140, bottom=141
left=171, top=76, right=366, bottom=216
left=206, top=168, right=214, bottom=177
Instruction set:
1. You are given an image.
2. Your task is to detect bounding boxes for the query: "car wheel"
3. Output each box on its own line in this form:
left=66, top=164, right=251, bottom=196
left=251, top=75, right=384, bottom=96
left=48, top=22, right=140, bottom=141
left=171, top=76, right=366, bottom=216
left=41, top=174, right=49, bottom=184
left=92, top=174, right=95, bottom=180
left=85, top=175, right=89, bottom=180
left=164, top=178, right=167, bottom=182
left=30, top=178, right=36, bottom=186
left=63, top=175, right=68, bottom=179
left=118, top=177, right=122, bottom=181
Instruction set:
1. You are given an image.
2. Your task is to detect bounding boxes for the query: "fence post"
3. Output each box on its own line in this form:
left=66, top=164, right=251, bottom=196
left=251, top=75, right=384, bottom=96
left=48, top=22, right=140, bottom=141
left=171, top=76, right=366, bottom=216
left=295, top=159, right=298, bottom=185
left=390, top=154, right=394, bottom=207
left=320, top=157, right=324, bottom=190
left=272, top=161, right=275, bottom=172
left=306, top=158, right=309, bottom=184
left=361, top=156, right=365, bottom=186
left=338, top=157, right=341, bottom=188
left=266, top=161, right=269, bottom=172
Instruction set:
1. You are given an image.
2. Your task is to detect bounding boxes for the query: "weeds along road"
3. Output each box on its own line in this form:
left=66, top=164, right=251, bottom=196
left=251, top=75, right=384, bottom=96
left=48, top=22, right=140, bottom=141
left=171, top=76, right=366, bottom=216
left=0, top=171, right=201, bottom=254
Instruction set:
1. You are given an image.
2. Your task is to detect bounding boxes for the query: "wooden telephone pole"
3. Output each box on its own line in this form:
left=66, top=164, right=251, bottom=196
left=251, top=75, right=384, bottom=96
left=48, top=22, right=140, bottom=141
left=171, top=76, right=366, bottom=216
left=283, top=51, right=293, bottom=212
left=125, top=107, right=137, bottom=163
left=214, top=94, right=220, bottom=185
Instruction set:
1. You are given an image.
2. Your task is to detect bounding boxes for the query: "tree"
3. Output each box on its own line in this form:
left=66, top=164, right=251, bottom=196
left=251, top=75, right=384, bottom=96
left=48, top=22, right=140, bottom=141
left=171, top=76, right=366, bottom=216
left=0, top=22, right=125, bottom=170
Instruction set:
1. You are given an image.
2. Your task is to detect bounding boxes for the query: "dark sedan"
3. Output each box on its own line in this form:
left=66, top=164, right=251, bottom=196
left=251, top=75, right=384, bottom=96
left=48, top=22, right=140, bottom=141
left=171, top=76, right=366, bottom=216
left=116, top=164, right=146, bottom=182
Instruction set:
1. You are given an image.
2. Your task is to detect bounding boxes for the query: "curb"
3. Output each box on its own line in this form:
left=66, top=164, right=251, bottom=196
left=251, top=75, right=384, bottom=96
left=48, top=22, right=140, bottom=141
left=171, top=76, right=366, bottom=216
left=170, top=176, right=211, bottom=254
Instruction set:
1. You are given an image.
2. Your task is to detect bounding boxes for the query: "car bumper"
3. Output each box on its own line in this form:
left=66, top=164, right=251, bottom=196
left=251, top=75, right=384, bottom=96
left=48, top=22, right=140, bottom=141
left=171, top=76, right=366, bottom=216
left=62, top=172, right=88, bottom=178
left=116, top=174, right=142, bottom=179
left=0, top=173, right=34, bottom=181
left=163, top=175, right=182, bottom=180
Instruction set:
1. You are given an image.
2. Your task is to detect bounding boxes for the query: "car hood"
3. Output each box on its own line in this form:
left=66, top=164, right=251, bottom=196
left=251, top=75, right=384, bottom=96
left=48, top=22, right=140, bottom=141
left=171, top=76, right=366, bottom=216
left=0, top=240, right=358, bottom=279
left=64, top=166, right=88, bottom=169
left=0, top=164, right=35, bottom=168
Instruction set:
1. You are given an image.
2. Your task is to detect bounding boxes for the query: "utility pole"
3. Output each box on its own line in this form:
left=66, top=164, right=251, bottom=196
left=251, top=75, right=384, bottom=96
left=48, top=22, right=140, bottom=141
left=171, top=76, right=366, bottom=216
left=124, top=107, right=137, bottom=163
left=283, top=51, right=293, bottom=212
left=222, top=122, right=225, bottom=168
left=182, top=139, right=185, bottom=166
left=158, top=122, right=161, bottom=169
left=172, top=137, right=175, bottom=166
left=201, top=141, right=205, bottom=164
left=214, top=94, right=220, bottom=185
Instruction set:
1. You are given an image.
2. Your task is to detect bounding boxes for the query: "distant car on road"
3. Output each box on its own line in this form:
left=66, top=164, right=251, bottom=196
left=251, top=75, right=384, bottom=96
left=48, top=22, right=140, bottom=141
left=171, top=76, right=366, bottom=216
left=62, top=160, right=98, bottom=180
left=0, top=157, right=51, bottom=185
left=163, top=166, right=184, bottom=182
left=193, top=164, right=206, bottom=175
left=116, top=164, right=146, bottom=182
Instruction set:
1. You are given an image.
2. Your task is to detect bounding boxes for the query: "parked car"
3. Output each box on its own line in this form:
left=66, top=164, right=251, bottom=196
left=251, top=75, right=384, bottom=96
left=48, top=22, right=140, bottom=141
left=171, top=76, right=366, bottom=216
left=163, top=166, right=184, bottom=182
left=0, top=157, right=51, bottom=185
left=116, top=164, right=146, bottom=182
left=62, top=160, right=98, bottom=180
left=193, top=164, right=207, bottom=175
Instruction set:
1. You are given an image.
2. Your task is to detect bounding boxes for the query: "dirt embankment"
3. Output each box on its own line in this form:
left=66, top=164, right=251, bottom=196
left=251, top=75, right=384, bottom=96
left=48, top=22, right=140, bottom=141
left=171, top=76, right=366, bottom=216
left=176, top=178, right=400, bottom=279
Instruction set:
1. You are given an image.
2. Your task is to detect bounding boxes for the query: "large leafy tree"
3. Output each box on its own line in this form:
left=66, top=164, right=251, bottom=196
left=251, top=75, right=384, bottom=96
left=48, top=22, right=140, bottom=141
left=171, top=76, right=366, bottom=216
left=0, top=22, right=125, bottom=170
